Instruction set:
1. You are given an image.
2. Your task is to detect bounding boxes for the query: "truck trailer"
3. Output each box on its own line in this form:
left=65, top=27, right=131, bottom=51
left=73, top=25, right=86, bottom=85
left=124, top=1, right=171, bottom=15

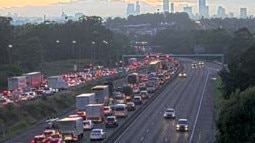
left=76, top=93, right=95, bottom=111
left=7, top=76, right=27, bottom=91
left=91, top=85, right=109, bottom=104
left=58, top=117, right=84, bottom=142
left=22, top=72, right=43, bottom=88
left=86, top=104, right=104, bottom=123
left=47, top=75, right=68, bottom=90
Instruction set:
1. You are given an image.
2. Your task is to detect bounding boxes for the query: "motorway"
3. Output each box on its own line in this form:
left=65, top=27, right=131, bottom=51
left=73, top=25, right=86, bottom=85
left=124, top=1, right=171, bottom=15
left=113, top=59, right=220, bottom=143
left=4, top=59, right=221, bottom=143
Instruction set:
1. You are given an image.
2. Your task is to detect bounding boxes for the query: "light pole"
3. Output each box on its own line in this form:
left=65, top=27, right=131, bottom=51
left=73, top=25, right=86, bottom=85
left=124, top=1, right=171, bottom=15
left=103, top=40, right=110, bottom=65
left=72, top=40, right=77, bottom=71
left=7, top=44, right=13, bottom=64
left=91, top=41, right=96, bottom=66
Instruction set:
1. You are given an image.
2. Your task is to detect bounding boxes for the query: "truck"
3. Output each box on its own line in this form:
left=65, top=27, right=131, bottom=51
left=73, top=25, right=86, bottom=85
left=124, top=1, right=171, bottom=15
left=7, top=76, right=27, bottom=91
left=22, top=72, right=43, bottom=88
left=127, top=73, right=139, bottom=87
left=76, top=93, right=95, bottom=111
left=86, top=104, right=104, bottom=123
left=128, top=58, right=138, bottom=66
left=58, top=117, right=84, bottom=142
left=47, top=75, right=68, bottom=90
left=91, top=85, right=109, bottom=104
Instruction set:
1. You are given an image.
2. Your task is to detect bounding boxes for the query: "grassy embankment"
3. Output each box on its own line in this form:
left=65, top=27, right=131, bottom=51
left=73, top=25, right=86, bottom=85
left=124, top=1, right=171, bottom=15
left=213, top=77, right=223, bottom=110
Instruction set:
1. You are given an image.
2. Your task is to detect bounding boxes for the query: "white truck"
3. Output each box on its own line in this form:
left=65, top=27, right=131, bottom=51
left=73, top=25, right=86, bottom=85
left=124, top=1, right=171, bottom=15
left=128, top=58, right=138, bottom=66
left=76, top=93, right=95, bottom=111
left=7, top=76, right=27, bottom=91
left=22, top=72, right=43, bottom=88
left=91, top=85, right=109, bottom=104
left=47, top=75, right=68, bottom=90
left=86, top=104, right=104, bottom=123
left=58, top=117, right=84, bottom=142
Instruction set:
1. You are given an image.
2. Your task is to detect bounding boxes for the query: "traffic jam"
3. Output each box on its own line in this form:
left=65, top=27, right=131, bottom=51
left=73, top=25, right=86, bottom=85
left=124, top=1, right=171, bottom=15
left=2, top=54, right=181, bottom=143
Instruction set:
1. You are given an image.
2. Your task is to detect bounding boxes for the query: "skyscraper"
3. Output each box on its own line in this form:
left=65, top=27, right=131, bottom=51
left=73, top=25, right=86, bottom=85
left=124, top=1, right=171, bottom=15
left=127, top=4, right=135, bottom=16
left=163, top=0, right=169, bottom=12
left=240, top=8, right=247, bottom=19
left=171, top=3, right=174, bottom=13
left=136, top=1, right=141, bottom=15
left=217, top=6, right=226, bottom=18
left=183, top=6, right=193, bottom=19
left=199, top=0, right=209, bottom=18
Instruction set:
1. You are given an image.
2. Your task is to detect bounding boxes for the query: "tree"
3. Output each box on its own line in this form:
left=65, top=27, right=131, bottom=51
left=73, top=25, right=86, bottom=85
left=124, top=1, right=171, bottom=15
left=0, top=17, right=13, bottom=64
left=216, top=86, right=255, bottom=143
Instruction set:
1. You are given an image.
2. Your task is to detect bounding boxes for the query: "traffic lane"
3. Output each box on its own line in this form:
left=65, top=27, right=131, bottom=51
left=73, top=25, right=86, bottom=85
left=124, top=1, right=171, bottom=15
left=139, top=62, right=207, bottom=143
left=80, top=91, right=157, bottom=143
left=116, top=61, right=209, bottom=142
left=113, top=61, right=197, bottom=143
left=190, top=68, right=219, bottom=143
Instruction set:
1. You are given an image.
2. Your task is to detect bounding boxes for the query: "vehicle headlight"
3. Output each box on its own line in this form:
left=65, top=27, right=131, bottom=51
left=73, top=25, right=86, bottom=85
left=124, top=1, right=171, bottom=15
left=176, top=125, right=180, bottom=128
left=164, top=113, right=167, bottom=117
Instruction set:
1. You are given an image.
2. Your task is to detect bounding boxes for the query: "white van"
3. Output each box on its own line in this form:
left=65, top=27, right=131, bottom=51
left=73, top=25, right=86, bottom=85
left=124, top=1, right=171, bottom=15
left=113, top=104, right=128, bottom=118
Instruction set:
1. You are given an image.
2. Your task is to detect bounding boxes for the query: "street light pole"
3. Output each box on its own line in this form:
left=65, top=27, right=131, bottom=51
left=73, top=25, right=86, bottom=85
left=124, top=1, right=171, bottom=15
left=7, top=44, right=13, bottom=64
left=72, top=40, right=77, bottom=72
left=92, top=41, right=95, bottom=66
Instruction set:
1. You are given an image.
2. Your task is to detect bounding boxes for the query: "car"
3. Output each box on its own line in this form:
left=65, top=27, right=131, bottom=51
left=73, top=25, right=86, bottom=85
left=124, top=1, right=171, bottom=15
left=176, top=119, right=189, bottom=132
left=83, top=120, right=94, bottom=130
left=126, top=101, right=136, bottom=111
left=178, top=72, right=187, bottom=78
left=90, top=129, right=106, bottom=141
left=47, top=133, right=62, bottom=143
left=164, top=108, right=176, bottom=119
left=31, top=135, right=48, bottom=143
left=133, top=96, right=142, bottom=105
left=105, top=115, right=118, bottom=128
left=191, top=62, right=197, bottom=68
left=103, top=106, right=113, bottom=116
left=198, top=61, right=204, bottom=67
left=43, top=129, right=57, bottom=139
left=140, top=90, right=149, bottom=99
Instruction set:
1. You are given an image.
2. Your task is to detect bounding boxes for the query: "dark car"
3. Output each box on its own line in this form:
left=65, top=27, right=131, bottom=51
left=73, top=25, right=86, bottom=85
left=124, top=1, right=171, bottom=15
left=126, top=101, right=136, bottom=111
left=133, top=96, right=142, bottom=105
left=105, top=116, right=118, bottom=128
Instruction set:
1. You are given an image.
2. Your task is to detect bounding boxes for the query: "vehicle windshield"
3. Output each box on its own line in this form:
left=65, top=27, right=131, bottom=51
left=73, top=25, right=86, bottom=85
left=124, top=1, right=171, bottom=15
left=92, top=130, right=101, bottom=134
left=107, top=117, right=115, bottom=121
left=166, top=109, right=174, bottom=112
left=178, top=120, right=188, bottom=124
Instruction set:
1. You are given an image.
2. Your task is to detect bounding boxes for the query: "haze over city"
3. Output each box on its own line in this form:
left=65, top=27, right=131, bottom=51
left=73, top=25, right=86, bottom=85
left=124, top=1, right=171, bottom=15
left=0, top=0, right=254, bottom=18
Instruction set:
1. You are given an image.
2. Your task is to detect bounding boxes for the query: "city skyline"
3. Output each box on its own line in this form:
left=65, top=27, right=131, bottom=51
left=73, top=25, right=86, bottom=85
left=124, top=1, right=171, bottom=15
left=0, top=0, right=255, bottom=18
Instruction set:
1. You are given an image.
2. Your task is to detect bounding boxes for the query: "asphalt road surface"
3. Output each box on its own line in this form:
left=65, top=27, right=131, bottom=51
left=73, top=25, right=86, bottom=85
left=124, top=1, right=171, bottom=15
left=4, top=59, right=221, bottom=143
left=113, top=60, right=221, bottom=143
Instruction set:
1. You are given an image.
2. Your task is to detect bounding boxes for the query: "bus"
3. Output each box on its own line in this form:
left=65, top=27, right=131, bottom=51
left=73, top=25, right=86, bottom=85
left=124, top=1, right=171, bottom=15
left=127, top=73, right=139, bottom=87
left=147, top=60, right=162, bottom=73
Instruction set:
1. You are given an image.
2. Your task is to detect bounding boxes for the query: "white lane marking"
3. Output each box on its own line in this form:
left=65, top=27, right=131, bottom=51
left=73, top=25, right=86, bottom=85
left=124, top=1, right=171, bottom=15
left=140, top=136, right=144, bottom=141
left=189, top=73, right=209, bottom=143
left=164, top=138, right=168, bottom=142
left=147, top=129, right=149, bottom=133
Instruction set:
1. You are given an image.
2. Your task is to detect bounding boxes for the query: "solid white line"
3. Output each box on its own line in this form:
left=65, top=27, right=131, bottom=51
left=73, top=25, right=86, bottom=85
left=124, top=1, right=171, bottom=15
left=189, top=72, right=209, bottom=143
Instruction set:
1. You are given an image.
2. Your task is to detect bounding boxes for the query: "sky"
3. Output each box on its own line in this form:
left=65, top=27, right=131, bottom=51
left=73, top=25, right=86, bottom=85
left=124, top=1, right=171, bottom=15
left=0, top=0, right=255, bottom=18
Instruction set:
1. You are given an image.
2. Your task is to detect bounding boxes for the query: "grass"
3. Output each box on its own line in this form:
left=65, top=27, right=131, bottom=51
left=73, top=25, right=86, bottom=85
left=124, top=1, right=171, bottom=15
left=213, top=77, right=224, bottom=111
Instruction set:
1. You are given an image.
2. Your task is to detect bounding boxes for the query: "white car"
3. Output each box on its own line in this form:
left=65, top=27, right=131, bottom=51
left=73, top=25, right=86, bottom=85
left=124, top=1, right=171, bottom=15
left=164, top=108, right=176, bottom=119
left=178, top=72, right=187, bottom=78
left=90, top=129, right=106, bottom=141
left=176, top=119, right=189, bottom=131
left=83, top=120, right=94, bottom=130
